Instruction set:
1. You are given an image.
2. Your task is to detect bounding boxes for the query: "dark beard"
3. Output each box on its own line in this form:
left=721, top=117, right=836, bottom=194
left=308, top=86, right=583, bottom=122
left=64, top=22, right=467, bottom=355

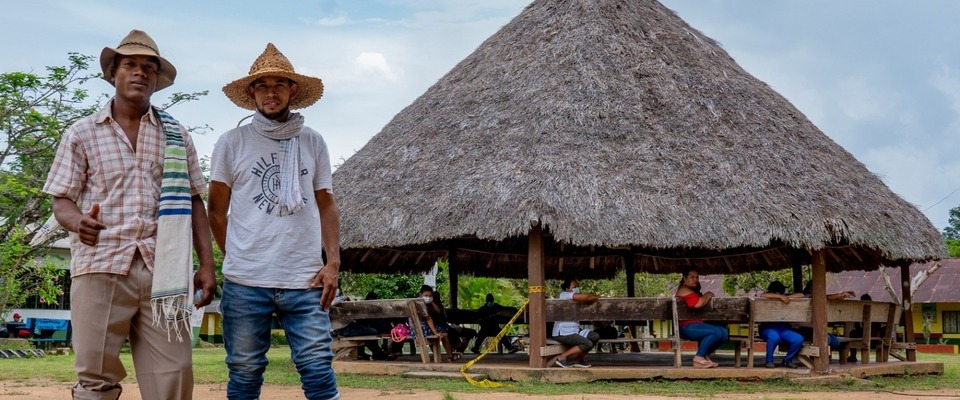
left=258, top=106, right=291, bottom=121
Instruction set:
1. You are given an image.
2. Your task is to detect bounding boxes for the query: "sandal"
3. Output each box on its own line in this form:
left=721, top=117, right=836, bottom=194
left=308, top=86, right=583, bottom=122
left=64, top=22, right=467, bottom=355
left=692, top=358, right=716, bottom=369
left=449, top=352, right=462, bottom=362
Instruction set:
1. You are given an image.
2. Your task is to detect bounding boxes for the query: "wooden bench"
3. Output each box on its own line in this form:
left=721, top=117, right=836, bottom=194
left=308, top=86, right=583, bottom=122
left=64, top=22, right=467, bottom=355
left=543, top=297, right=682, bottom=367
left=748, top=298, right=817, bottom=368
left=833, top=301, right=901, bottom=364
left=747, top=299, right=902, bottom=368
left=328, top=299, right=442, bottom=363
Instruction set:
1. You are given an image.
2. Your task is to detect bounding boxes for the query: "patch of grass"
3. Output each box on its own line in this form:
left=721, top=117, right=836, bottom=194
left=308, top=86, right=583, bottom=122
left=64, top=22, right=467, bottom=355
left=0, top=347, right=956, bottom=397
left=0, top=339, right=34, bottom=351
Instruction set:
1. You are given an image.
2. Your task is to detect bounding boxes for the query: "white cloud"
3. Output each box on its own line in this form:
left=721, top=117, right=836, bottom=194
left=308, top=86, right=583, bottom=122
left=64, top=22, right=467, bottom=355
left=300, top=15, right=351, bottom=27
left=835, top=75, right=897, bottom=120
left=354, top=52, right=399, bottom=82
left=930, top=65, right=960, bottom=114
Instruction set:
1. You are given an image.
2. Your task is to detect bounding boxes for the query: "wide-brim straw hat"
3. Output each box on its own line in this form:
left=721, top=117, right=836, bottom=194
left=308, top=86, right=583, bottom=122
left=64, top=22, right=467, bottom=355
left=223, top=43, right=324, bottom=110
left=100, top=29, right=176, bottom=91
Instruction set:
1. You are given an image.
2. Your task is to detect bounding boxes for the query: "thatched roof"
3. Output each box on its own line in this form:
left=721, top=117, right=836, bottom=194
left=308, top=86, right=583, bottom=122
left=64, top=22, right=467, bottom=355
left=332, top=0, right=945, bottom=279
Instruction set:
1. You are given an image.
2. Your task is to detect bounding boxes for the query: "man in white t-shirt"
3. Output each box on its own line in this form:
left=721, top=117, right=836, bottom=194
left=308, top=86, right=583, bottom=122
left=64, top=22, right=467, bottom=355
left=208, top=43, right=341, bottom=400
left=551, top=278, right=599, bottom=368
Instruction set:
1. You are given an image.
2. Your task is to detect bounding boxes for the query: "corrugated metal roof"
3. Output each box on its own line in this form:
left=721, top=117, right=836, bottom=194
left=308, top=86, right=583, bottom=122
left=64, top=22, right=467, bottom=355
left=698, top=259, right=960, bottom=303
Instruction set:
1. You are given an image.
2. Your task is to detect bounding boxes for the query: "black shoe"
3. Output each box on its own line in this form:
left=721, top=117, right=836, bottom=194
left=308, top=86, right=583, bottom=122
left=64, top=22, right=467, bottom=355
left=765, top=361, right=775, bottom=368
left=470, top=347, right=481, bottom=354
left=508, top=347, right=520, bottom=354
left=846, top=355, right=857, bottom=363
left=781, top=359, right=799, bottom=369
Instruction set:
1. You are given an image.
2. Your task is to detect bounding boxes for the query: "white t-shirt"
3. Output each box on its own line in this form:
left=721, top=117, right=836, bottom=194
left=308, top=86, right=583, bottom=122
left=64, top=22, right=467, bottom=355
left=210, top=124, right=333, bottom=289
left=552, top=291, right=580, bottom=336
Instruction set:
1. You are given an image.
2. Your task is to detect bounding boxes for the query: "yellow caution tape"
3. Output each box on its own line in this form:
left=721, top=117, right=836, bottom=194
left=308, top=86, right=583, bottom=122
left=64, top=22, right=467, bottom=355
left=528, top=286, right=545, bottom=294
left=459, top=299, right=530, bottom=388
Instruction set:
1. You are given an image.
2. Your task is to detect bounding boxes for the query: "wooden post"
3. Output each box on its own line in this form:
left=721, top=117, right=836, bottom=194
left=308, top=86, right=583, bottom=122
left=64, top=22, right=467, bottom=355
left=624, top=254, right=641, bottom=352
left=792, top=264, right=804, bottom=294
left=448, top=247, right=459, bottom=309
left=527, top=224, right=547, bottom=368
left=811, top=250, right=830, bottom=373
left=900, top=264, right=916, bottom=361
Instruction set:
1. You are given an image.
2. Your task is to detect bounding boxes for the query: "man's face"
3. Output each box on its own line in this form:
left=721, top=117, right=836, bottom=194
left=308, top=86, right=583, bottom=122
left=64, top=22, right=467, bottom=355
left=247, top=76, right=299, bottom=120
left=112, top=55, right=160, bottom=105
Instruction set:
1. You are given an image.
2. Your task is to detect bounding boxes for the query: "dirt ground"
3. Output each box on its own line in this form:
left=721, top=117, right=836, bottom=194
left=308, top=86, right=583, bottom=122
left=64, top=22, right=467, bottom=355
left=3, top=382, right=960, bottom=400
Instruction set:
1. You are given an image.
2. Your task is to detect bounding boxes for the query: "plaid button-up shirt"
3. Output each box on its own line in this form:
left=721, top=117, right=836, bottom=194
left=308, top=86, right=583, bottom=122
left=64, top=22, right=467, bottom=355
left=43, top=100, right=207, bottom=276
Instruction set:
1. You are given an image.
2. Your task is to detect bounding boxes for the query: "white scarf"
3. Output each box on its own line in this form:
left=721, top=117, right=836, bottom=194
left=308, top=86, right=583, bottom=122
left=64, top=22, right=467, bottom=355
left=252, top=112, right=305, bottom=216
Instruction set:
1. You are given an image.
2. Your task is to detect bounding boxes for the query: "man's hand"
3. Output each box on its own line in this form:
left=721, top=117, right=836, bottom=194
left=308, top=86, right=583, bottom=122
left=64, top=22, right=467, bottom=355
left=779, top=294, right=791, bottom=304
left=193, top=265, right=217, bottom=308
left=311, top=260, right=340, bottom=310
left=76, top=203, right=106, bottom=246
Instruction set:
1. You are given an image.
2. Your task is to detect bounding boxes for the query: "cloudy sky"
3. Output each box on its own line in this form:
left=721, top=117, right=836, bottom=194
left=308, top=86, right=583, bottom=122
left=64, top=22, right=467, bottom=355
left=3, top=0, right=959, bottom=231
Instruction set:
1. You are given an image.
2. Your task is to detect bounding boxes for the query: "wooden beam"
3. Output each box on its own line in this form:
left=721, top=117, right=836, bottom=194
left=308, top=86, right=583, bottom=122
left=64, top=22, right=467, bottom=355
left=449, top=247, right=459, bottom=309
left=900, top=264, right=916, bottom=362
left=811, top=249, right=830, bottom=373
left=527, top=224, right=547, bottom=368
left=624, top=254, right=639, bottom=351
left=792, top=264, right=803, bottom=294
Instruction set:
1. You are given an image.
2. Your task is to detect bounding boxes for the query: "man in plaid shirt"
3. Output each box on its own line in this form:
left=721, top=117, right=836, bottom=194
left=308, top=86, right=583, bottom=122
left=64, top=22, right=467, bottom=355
left=42, top=30, right=216, bottom=400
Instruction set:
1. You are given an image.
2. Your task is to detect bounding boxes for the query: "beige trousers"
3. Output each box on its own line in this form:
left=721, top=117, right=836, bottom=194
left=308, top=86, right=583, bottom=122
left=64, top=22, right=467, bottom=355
left=70, top=253, right=193, bottom=400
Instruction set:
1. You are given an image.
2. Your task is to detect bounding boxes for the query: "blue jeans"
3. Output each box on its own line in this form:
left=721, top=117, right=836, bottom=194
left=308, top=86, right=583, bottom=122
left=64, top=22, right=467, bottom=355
left=759, top=323, right=803, bottom=363
left=679, top=322, right=729, bottom=358
left=221, top=280, right=339, bottom=400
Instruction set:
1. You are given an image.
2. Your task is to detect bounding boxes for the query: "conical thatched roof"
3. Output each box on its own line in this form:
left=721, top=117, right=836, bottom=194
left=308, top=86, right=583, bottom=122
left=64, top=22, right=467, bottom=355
left=333, top=0, right=945, bottom=279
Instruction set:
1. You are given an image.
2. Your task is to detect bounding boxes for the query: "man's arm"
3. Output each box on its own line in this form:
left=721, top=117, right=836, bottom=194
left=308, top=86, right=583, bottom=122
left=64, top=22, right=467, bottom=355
left=760, top=292, right=790, bottom=304
left=191, top=195, right=216, bottom=308
left=827, top=291, right=855, bottom=301
left=207, top=181, right=231, bottom=254
left=572, top=293, right=599, bottom=304
left=52, top=197, right=105, bottom=246
left=311, top=189, right=341, bottom=310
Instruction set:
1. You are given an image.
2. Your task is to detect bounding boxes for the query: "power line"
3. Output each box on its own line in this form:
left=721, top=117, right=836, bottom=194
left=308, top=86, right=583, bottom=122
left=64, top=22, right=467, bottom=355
left=923, top=185, right=960, bottom=212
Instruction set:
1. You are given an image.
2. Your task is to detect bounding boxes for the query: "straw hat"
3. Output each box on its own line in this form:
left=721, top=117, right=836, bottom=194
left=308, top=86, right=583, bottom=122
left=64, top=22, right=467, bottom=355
left=223, top=43, right=324, bottom=110
left=100, top=29, right=176, bottom=91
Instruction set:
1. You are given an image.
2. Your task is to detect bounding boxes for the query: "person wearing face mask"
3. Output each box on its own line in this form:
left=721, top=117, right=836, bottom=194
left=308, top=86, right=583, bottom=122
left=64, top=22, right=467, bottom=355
left=551, top=278, right=600, bottom=368
left=414, top=285, right=458, bottom=361
left=471, top=293, right=519, bottom=354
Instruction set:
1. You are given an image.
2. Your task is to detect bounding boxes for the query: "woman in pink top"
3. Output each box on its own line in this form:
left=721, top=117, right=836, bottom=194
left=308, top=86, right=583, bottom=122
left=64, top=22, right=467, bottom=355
left=675, top=267, right=728, bottom=368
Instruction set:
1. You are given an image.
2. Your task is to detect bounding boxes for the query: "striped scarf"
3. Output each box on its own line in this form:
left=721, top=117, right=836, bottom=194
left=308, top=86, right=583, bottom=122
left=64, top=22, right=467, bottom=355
left=151, top=109, right=194, bottom=342
left=252, top=111, right=304, bottom=216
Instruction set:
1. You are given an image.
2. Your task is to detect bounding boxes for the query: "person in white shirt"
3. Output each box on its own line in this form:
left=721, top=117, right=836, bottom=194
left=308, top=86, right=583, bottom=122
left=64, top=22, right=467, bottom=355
left=551, top=278, right=599, bottom=368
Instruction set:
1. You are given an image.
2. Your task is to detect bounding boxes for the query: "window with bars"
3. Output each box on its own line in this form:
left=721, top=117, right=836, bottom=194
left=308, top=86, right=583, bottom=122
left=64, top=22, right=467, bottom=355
left=943, top=311, right=960, bottom=334
left=22, top=275, right=72, bottom=310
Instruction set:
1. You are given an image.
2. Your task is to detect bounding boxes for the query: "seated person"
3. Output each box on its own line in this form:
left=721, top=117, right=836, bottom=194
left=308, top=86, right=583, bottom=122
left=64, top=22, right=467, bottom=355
left=414, top=285, right=458, bottom=362
left=552, top=278, right=600, bottom=368
left=759, top=281, right=804, bottom=368
left=471, top=293, right=519, bottom=354
left=675, top=267, right=728, bottom=368
left=797, top=280, right=850, bottom=353
left=593, top=321, right=621, bottom=353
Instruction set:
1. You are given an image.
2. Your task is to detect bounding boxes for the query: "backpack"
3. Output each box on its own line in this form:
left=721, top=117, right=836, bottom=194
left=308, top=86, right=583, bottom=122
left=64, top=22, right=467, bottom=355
left=390, top=323, right=410, bottom=343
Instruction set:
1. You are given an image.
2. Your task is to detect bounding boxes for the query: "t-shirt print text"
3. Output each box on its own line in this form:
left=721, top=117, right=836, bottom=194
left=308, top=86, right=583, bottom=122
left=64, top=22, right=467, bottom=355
left=250, top=152, right=309, bottom=215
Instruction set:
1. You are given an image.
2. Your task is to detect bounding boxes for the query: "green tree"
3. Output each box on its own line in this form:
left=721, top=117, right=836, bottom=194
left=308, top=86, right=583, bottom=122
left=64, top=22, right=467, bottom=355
left=721, top=267, right=810, bottom=296
left=943, top=205, right=960, bottom=257
left=339, top=271, right=425, bottom=300
left=943, top=206, right=960, bottom=240
left=0, top=53, right=208, bottom=317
